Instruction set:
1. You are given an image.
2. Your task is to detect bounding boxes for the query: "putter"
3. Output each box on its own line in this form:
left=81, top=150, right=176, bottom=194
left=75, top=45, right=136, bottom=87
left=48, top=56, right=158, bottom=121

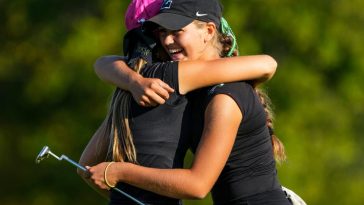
left=35, top=145, right=145, bottom=205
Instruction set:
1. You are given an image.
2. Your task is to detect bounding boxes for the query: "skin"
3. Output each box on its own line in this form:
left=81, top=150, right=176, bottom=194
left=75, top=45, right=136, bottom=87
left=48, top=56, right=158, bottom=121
left=81, top=21, right=277, bottom=200
left=93, top=22, right=276, bottom=107
left=158, top=23, right=214, bottom=61
left=79, top=119, right=110, bottom=198
left=94, top=54, right=276, bottom=101
left=87, top=95, right=241, bottom=199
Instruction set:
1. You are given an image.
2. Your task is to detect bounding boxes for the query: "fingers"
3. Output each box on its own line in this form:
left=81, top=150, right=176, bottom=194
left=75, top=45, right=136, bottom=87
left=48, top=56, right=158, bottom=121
left=131, top=78, right=175, bottom=107
left=139, top=95, right=154, bottom=107
left=152, top=83, right=171, bottom=101
left=138, top=101, right=147, bottom=107
left=143, top=80, right=174, bottom=105
left=139, top=92, right=165, bottom=107
left=84, top=166, right=91, bottom=179
left=157, top=81, right=174, bottom=94
left=155, top=80, right=174, bottom=98
left=145, top=90, right=167, bottom=105
left=139, top=95, right=160, bottom=107
left=86, top=165, right=110, bottom=190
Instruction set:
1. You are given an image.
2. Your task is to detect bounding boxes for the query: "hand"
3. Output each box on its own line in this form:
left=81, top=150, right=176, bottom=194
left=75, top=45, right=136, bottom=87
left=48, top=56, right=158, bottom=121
left=86, top=162, right=118, bottom=190
left=129, top=75, right=174, bottom=107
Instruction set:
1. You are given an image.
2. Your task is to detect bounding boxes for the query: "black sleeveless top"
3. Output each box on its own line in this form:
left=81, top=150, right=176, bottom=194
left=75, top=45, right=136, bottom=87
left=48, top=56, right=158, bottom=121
left=109, top=62, right=192, bottom=205
left=190, top=82, right=281, bottom=205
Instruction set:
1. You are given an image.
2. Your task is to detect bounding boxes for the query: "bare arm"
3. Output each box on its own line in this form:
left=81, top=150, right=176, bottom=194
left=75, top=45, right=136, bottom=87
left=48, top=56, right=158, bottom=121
left=78, top=119, right=110, bottom=199
left=87, top=94, right=242, bottom=199
left=94, top=55, right=129, bottom=90
left=95, top=54, right=276, bottom=99
left=94, top=55, right=174, bottom=106
left=178, top=55, right=277, bottom=94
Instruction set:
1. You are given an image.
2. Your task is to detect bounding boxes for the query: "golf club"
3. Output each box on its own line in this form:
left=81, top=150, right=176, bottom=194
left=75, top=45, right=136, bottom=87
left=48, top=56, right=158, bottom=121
left=35, top=145, right=145, bottom=205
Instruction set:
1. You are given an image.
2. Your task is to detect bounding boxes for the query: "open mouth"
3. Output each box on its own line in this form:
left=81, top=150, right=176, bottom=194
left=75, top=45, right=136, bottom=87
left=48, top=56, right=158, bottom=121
left=168, top=48, right=183, bottom=55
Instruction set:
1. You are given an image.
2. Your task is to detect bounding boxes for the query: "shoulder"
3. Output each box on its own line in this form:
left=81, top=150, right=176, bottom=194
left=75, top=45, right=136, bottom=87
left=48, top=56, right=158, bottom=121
left=208, top=81, right=253, bottom=99
left=207, top=82, right=255, bottom=116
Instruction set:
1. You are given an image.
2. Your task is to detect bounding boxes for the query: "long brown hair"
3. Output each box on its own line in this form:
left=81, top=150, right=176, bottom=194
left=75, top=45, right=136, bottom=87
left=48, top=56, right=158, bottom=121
left=104, top=58, right=147, bottom=163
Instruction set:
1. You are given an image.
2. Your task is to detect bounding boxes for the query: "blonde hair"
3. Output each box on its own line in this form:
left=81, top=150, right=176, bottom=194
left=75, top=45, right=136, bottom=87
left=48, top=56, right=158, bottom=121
left=104, top=58, right=147, bottom=163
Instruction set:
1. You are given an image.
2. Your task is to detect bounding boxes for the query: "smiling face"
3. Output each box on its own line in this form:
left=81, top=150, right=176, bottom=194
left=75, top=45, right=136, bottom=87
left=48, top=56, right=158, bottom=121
left=157, top=21, right=218, bottom=61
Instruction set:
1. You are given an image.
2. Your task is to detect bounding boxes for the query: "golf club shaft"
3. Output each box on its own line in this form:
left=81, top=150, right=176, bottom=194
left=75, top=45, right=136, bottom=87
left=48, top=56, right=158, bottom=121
left=60, top=155, right=145, bottom=205
left=60, top=155, right=87, bottom=172
left=48, top=151, right=61, bottom=160
left=112, top=187, right=145, bottom=205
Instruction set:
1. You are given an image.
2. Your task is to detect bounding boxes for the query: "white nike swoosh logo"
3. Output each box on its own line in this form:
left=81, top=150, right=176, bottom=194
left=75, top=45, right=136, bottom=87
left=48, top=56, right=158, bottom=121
left=196, top=11, right=208, bottom=17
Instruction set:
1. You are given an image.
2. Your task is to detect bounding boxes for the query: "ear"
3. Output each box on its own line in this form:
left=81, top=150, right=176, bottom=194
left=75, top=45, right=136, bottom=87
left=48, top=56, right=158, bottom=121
left=204, top=22, right=217, bottom=42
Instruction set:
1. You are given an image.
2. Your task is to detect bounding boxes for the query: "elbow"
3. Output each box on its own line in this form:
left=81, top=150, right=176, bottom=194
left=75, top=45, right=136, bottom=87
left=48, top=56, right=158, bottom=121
left=262, top=55, right=277, bottom=80
left=93, top=55, right=125, bottom=81
left=187, top=182, right=211, bottom=200
left=191, top=190, right=209, bottom=200
left=93, top=56, right=108, bottom=78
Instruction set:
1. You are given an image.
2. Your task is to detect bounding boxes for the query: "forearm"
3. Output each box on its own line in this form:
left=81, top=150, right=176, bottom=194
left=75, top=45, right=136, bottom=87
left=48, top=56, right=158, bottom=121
left=179, top=55, right=277, bottom=94
left=78, top=120, right=110, bottom=199
left=216, top=54, right=277, bottom=83
left=111, top=97, right=241, bottom=200
left=117, top=163, right=209, bottom=199
left=243, top=55, right=277, bottom=87
left=94, top=55, right=141, bottom=90
left=87, top=97, right=240, bottom=199
left=217, top=54, right=277, bottom=82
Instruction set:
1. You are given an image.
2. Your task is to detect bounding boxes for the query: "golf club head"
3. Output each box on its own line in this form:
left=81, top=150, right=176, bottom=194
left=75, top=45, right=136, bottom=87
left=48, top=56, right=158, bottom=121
left=35, top=146, right=50, bottom=164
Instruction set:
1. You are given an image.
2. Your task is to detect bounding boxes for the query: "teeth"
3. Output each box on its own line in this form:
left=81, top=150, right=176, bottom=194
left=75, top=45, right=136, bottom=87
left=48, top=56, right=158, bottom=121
left=169, top=49, right=182, bottom=54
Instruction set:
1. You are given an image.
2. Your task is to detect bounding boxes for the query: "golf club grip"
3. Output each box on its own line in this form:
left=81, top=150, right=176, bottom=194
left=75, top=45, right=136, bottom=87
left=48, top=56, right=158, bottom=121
left=112, top=187, right=145, bottom=205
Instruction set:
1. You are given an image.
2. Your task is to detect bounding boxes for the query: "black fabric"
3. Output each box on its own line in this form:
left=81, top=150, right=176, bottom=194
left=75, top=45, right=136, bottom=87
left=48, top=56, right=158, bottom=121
left=146, top=0, right=223, bottom=30
left=109, top=62, right=192, bottom=205
left=217, top=189, right=292, bottom=205
left=189, top=82, right=286, bottom=204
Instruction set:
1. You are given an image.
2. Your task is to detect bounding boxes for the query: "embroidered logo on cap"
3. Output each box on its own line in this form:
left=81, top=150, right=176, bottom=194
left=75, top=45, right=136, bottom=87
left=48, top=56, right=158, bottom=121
left=161, top=0, right=172, bottom=10
left=196, top=11, right=208, bottom=17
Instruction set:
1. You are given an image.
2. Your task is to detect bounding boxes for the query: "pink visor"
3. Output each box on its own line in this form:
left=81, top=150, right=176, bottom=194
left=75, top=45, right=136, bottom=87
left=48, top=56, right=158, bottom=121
left=125, top=0, right=163, bottom=30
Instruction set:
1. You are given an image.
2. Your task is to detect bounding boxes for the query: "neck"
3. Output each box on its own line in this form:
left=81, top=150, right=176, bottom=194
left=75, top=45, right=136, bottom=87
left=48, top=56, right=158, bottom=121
left=199, top=45, right=221, bottom=60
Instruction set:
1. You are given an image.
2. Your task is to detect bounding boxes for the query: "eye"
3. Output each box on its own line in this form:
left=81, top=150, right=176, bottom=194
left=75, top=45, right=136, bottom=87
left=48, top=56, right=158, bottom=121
left=157, top=28, right=168, bottom=39
left=172, top=29, right=183, bottom=36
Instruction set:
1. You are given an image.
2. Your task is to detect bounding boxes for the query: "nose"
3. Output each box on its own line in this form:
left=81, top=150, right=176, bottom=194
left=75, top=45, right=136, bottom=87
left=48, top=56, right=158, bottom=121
left=161, top=33, right=175, bottom=46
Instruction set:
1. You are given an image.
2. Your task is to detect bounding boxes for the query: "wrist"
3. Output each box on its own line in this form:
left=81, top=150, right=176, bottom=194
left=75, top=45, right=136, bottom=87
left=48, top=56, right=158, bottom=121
left=104, top=162, right=116, bottom=188
left=127, top=72, right=142, bottom=92
left=117, top=162, right=132, bottom=183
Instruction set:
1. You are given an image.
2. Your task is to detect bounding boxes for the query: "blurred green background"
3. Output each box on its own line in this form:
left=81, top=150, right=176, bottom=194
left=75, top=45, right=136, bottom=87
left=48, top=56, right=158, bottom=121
left=1, top=0, right=363, bottom=204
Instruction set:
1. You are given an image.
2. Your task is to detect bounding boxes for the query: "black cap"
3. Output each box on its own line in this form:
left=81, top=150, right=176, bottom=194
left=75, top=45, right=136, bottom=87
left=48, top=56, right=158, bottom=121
left=146, top=0, right=223, bottom=30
